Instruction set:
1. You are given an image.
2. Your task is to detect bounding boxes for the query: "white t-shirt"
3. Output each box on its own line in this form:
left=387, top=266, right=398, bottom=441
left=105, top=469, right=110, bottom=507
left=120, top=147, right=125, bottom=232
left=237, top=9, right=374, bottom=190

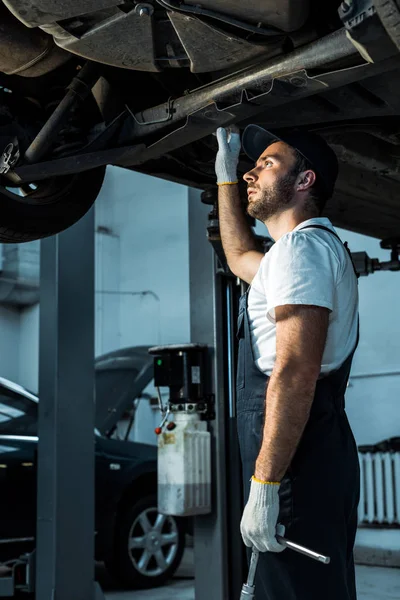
left=248, top=217, right=359, bottom=376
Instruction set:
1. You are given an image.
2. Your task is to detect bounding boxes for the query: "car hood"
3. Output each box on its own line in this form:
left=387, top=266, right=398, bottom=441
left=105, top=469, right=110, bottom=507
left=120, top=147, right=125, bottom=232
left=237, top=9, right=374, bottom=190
left=95, top=346, right=154, bottom=437
left=96, top=435, right=157, bottom=463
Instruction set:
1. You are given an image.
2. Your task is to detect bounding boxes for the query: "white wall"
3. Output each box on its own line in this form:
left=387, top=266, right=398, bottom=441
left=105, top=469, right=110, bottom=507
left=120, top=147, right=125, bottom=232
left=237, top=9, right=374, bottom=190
left=0, top=305, right=20, bottom=382
left=94, top=167, right=190, bottom=355
left=336, top=229, right=400, bottom=447
left=94, top=167, right=191, bottom=444
left=95, top=169, right=122, bottom=357
left=18, top=304, right=39, bottom=392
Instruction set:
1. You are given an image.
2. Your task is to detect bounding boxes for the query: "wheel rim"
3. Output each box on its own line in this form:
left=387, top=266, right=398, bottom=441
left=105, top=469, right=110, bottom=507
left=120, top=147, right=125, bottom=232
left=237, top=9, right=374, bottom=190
left=127, top=507, right=179, bottom=577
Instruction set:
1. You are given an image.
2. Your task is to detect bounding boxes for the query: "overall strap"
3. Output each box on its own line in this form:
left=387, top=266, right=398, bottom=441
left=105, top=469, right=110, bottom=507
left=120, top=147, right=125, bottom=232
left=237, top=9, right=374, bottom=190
left=299, top=224, right=359, bottom=278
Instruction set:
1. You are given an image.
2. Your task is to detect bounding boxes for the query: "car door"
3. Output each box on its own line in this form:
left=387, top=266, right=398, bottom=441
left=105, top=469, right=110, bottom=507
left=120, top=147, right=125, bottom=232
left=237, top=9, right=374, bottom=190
left=0, top=382, right=38, bottom=541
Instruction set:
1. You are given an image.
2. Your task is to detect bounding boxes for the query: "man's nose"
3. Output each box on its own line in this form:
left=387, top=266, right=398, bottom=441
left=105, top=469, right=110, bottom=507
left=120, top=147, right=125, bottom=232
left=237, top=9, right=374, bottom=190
left=243, top=169, right=257, bottom=183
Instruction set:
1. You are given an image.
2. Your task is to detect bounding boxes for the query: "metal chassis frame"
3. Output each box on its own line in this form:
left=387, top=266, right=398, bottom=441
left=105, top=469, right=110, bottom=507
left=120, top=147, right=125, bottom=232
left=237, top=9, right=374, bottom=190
left=10, top=29, right=400, bottom=184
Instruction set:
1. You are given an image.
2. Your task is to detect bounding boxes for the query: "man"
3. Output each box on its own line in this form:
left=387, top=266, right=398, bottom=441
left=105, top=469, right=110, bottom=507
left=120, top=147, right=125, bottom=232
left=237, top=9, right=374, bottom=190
left=214, top=125, right=360, bottom=599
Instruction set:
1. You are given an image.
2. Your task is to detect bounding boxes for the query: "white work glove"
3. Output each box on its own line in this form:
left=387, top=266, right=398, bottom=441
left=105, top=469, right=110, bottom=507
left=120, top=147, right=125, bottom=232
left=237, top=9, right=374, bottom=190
left=215, top=126, right=241, bottom=185
left=240, top=478, right=285, bottom=553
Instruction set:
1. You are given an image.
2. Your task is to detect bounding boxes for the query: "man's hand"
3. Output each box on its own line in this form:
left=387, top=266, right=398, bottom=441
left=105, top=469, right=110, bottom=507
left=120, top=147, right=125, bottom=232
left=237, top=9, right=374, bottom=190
left=240, top=477, right=285, bottom=553
left=215, top=126, right=241, bottom=185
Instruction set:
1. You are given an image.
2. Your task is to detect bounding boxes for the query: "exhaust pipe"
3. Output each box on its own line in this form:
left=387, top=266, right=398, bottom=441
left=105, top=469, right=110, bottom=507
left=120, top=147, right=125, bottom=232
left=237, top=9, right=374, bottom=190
left=126, top=28, right=359, bottom=141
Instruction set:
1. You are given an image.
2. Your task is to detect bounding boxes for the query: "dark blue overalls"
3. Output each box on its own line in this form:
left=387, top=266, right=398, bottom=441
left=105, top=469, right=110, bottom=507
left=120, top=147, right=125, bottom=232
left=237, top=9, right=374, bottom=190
left=236, top=226, right=360, bottom=600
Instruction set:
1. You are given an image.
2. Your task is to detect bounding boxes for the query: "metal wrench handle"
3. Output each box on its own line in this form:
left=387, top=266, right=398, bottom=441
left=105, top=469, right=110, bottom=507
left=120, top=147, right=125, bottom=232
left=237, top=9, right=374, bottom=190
left=276, top=535, right=330, bottom=564
left=239, top=537, right=330, bottom=600
left=239, top=550, right=259, bottom=600
left=246, top=549, right=259, bottom=586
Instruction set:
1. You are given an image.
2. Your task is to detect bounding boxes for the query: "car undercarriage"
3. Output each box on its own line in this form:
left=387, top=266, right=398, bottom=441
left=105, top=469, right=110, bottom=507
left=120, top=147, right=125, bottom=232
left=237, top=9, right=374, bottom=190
left=1, top=0, right=400, bottom=253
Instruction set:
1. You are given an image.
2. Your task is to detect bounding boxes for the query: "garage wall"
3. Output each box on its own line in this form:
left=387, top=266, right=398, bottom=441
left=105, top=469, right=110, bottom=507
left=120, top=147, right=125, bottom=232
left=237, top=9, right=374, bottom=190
left=95, top=166, right=190, bottom=354
left=18, top=304, right=39, bottom=391
left=0, top=305, right=20, bottom=382
left=337, top=229, right=400, bottom=446
left=94, top=167, right=191, bottom=444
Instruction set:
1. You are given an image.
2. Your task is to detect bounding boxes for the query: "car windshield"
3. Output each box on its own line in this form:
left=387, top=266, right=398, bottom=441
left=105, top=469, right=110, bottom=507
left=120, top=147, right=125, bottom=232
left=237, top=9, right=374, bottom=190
left=0, top=384, right=37, bottom=436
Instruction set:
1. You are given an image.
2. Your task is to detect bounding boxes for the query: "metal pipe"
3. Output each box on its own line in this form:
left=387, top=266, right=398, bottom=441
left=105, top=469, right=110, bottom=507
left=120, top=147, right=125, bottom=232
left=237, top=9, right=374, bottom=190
left=276, top=535, right=331, bottom=564
left=24, top=62, right=100, bottom=163
left=128, top=28, right=358, bottom=139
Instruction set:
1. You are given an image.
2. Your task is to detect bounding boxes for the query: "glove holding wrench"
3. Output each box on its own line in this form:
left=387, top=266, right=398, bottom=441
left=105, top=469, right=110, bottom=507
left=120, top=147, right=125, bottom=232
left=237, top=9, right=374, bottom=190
left=240, top=476, right=285, bottom=553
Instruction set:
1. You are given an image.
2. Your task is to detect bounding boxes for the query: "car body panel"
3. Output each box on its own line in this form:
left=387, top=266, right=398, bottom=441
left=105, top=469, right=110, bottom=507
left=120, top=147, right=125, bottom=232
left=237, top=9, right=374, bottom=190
left=0, top=436, right=37, bottom=540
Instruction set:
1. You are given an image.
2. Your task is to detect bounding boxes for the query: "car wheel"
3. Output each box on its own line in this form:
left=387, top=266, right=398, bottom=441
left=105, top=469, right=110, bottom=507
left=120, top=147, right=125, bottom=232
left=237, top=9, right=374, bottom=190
left=106, top=494, right=186, bottom=589
left=0, top=167, right=105, bottom=243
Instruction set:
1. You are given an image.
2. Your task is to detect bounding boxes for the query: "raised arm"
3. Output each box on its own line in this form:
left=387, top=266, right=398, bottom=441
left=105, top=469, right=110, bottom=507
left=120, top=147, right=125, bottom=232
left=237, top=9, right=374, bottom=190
left=215, top=127, right=263, bottom=283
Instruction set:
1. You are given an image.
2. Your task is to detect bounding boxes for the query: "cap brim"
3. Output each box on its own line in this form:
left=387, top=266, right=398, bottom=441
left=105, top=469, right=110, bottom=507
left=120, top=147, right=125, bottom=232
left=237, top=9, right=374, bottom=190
left=242, top=125, right=282, bottom=162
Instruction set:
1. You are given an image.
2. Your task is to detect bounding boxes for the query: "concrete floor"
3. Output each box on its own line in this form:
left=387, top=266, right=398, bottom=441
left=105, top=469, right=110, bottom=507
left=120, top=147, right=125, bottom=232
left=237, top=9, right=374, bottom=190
left=101, top=549, right=400, bottom=600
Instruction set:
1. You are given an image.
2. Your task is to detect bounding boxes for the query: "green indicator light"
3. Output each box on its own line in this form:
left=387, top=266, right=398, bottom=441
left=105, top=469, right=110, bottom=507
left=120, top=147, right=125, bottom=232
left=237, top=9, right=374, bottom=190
left=157, top=359, right=163, bottom=366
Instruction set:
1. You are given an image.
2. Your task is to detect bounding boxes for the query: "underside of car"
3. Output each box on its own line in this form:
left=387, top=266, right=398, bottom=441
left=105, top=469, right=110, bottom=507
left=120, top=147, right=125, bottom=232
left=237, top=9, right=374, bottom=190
left=1, top=0, right=400, bottom=255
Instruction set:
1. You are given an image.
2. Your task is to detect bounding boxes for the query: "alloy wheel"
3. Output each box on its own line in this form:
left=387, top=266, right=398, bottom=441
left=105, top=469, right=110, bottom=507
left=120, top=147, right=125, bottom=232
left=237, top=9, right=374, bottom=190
left=127, top=507, right=179, bottom=577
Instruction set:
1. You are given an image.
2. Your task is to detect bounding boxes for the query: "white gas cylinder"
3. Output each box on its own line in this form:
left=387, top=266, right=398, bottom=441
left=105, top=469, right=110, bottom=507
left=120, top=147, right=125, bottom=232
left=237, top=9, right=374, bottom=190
left=157, top=412, right=211, bottom=516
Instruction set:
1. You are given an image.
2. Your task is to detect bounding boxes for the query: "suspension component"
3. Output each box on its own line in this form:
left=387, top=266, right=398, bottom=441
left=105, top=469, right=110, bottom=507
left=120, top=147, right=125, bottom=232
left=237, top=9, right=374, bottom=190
left=24, top=62, right=100, bottom=163
left=350, top=238, right=400, bottom=276
left=0, top=138, right=20, bottom=174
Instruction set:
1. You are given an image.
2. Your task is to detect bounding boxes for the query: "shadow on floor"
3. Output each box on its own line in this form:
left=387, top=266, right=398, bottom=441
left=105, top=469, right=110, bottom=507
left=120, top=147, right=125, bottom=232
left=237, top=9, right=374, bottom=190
left=96, top=547, right=194, bottom=595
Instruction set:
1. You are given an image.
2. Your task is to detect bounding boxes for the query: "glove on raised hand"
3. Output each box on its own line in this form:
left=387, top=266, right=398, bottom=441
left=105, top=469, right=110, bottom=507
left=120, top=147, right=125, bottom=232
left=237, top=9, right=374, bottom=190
left=240, top=477, right=285, bottom=553
left=215, top=126, right=241, bottom=185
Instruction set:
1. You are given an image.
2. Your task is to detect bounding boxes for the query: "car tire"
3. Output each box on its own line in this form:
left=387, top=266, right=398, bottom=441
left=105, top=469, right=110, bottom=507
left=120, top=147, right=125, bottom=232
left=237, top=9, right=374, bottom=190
left=106, top=494, right=186, bottom=589
left=0, top=167, right=105, bottom=243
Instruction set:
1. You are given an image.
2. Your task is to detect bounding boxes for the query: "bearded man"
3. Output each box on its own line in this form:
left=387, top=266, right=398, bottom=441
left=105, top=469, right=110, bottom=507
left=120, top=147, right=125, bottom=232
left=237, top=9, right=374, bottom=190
left=214, top=125, right=360, bottom=600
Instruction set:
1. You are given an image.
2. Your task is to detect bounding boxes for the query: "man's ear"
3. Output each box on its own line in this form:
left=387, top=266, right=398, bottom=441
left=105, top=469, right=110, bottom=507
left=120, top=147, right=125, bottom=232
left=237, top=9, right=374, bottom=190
left=296, top=169, right=316, bottom=191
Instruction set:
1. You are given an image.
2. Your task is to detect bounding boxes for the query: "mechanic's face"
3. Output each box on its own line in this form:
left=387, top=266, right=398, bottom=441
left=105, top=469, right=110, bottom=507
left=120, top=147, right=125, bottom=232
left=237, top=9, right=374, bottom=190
left=243, top=141, right=298, bottom=221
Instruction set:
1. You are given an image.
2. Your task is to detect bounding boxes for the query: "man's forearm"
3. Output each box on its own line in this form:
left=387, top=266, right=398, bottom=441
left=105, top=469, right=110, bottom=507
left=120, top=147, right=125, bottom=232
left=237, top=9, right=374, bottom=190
left=254, top=367, right=317, bottom=482
left=218, top=184, right=259, bottom=263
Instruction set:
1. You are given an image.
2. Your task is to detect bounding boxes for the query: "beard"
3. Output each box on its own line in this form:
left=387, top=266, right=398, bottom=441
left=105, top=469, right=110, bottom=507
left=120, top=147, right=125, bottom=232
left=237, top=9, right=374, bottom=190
left=247, top=172, right=297, bottom=221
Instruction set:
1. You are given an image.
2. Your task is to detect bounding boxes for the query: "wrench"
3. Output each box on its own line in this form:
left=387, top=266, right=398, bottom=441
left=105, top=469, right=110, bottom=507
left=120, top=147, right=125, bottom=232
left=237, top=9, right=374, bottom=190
left=239, top=528, right=330, bottom=599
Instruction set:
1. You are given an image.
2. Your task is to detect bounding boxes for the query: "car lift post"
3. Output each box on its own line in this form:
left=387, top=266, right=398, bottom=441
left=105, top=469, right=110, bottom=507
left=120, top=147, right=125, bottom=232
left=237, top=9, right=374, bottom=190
left=37, top=206, right=104, bottom=600
left=188, top=189, right=245, bottom=599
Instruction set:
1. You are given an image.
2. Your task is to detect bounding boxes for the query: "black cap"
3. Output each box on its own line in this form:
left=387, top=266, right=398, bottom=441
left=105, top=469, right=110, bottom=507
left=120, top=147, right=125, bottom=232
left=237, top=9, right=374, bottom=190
left=242, top=125, right=339, bottom=198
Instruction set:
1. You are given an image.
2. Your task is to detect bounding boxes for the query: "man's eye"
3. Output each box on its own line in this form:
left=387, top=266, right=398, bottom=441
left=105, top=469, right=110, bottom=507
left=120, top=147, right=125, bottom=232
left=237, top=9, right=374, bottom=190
left=264, top=160, right=273, bottom=168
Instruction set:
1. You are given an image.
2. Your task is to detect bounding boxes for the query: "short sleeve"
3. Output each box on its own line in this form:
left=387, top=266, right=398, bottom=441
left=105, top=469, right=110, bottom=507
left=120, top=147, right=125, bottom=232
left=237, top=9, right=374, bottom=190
left=262, top=232, right=340, bottom=322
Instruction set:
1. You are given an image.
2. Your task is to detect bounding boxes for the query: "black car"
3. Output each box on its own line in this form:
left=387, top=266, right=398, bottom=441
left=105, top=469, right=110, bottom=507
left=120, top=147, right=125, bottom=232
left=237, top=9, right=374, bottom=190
left=1, top=2, right=400, bottom=246
left=0, top=347, right=186, bottom=589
